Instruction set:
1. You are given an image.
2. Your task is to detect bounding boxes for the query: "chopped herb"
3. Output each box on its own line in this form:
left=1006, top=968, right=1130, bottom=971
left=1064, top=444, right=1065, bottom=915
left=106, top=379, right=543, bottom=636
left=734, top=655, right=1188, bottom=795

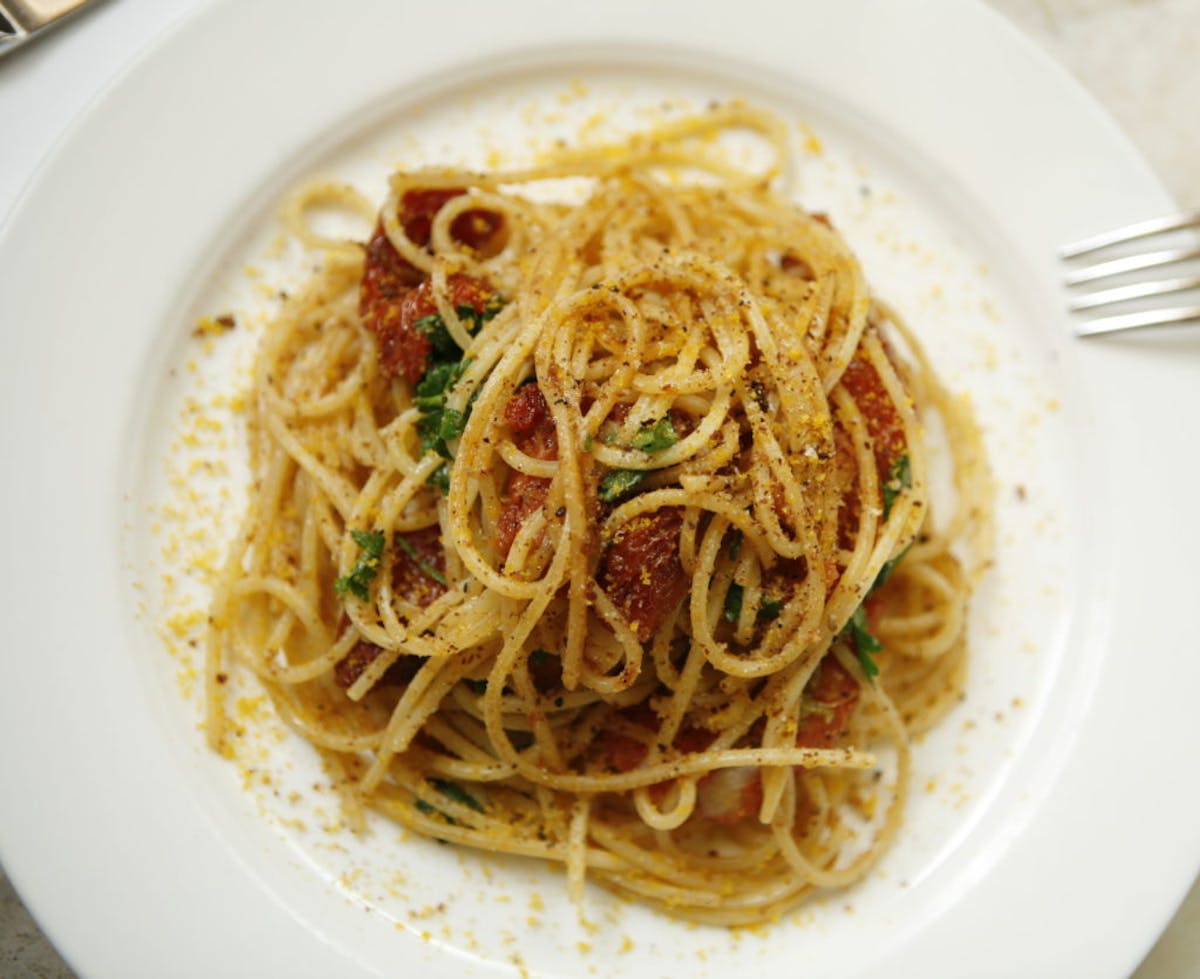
left=723, top=582, right=745, bottom=623
left=413, top=798, right=451, bottom=843
left=583, top=433, right=594, bottom=451
left=415, top=358, right=470, bottom=493
left=410, top=296, right=507, bottom=496
left=430, top=778, right=484, bottom=813
left=725, top=583, right=784, bottom=624
left=726, top=529, right=743, bottom=560
left=598, top=468, right=647, bottom=503
left=871, top=544, right=911, bottom=592
left=411, top=313, right=460, bottom=361
left=465, top=678, right=488, bottom=695
left=529, top=648, right=552, bottom=669
left=758, top=598, right=785, bottom=621
left=415, top=362, right=469, bottom=457
left=427, top=462, right=451, bottom=494
left=334, top=529, right=385, bottom=601
left=412, top=298, right=503, bottom=362
left=749, top=380, right=770, bottom=413
left=630, top=416, right=678, bottom=453
left=395, top=535, right=448, bottom=586
left=841, top=605, right=882, bottom=682
left=881, top=454, right=912, bottom=520
left=414, top=779, right=485, bottom=837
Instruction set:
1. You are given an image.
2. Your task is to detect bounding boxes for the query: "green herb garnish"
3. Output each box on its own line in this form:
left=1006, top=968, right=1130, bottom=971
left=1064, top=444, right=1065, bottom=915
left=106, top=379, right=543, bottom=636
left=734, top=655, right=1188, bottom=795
left=395, top=535, right=448, bottom=587
left=758, top=598, right=785, bottom=621
left=726, top=529, right=743, bottom=560
left=871, top=544, right=911, bottom=592
left=414, top=359, right=471, bottom=494
left=408, top=296, right=505, bottom=496
left=412, top=299, right=503, bottom=361
left=411, top=313, right=460, bottom=362
left=598, top=468, right=647, bottom=503
left=725, top=583, right=784, bottom=624
left=415, top=360, right=469, bottom=457
left=881, top=454, right=912, bottom=521
left=334, top=529, right=386, bottom=601
left=414, top=779, right=485, bottom=838
left=841, top=605, right=882, bottom=682
left=630, top=416, right=678, bottom=453
left=465, top=678, right=488, bottom=695
left=723, top=583, right=745, bottom=623
left=430, top=778, right=484, bottom=813
left=427, top=462, right=451, bottom=495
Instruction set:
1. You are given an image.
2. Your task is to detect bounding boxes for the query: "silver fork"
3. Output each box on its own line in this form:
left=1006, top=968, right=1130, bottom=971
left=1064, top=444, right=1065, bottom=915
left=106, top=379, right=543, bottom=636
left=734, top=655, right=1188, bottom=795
left=0, top=1, right=103, bottom=58
left=1060, top=209, right=1200, bottom=337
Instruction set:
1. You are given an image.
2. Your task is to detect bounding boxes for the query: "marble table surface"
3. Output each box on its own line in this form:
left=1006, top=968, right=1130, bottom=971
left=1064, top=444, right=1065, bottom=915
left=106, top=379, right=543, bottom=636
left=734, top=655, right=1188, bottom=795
left=1, top=1, right=1197, bottom=976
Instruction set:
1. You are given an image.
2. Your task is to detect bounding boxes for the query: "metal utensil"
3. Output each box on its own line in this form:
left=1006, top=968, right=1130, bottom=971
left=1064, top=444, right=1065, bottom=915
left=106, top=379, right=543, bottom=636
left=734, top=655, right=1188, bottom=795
left=1061, top=209, right=1200, bottom=336
left=0, top=0, right=103, bottom=58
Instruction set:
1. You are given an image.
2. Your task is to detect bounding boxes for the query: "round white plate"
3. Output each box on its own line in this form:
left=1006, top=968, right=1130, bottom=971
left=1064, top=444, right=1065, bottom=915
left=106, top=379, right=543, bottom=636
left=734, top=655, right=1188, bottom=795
left=2, top=1, right=1197, bottom=977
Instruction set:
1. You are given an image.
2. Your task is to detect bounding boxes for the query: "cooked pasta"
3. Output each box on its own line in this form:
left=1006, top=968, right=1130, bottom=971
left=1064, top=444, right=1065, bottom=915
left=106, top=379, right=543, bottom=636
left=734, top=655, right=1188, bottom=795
left=206, top=103, right=991, bottom=925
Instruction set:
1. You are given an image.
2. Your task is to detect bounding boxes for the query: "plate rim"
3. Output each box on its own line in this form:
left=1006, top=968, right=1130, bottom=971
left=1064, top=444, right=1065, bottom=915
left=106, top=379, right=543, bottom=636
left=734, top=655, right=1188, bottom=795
left=0, top=1, right=1194, bottom=977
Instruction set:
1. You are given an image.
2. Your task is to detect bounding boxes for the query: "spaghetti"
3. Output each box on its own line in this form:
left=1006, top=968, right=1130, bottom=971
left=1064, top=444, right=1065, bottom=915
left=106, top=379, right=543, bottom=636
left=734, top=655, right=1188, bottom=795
left=206, top=103, right=992, bottom=924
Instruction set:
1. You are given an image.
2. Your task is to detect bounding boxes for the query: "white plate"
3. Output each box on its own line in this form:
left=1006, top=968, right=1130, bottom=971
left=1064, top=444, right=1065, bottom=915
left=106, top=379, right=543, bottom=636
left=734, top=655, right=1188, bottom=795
left=2, top=1, right=1197, bottom=977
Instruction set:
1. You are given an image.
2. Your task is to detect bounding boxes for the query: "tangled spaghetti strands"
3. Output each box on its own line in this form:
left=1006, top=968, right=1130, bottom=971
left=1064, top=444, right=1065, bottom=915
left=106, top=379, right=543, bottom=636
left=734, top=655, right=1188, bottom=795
left=205, top=104, right=992, bottom=925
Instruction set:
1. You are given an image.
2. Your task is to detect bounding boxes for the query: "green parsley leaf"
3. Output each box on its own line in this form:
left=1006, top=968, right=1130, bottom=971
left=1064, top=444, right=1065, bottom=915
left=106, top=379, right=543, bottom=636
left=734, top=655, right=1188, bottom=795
left=725, top=583, right=784, bottom=625
left=723, top=583, right=745, bottom=623
left=758, top=598, right=785, bottom=621
left=426, top=462, right=451, bottom=495
left=841, top=605, right=882, bottom=682
left=464, top=678, right=488, bottom=695
left=630, top=416, right=678, bottom=453
left=412, top=297, right=504, bottom=363
left=334, top=529, right=386, bottom=601
left=598, top=468, right=647, bottom=503
left=881, top=454, right=912, bottom=521
left=412, top=313, right=460, bottom=361
left=726, top=529, right=743, bottom=560
left=871, top=544, right=911, bottom=593
left=430, top=778, right=484, bottom=813
left=413, top=797, right=452, bottom=843
left=409, top=295, right=505, bottom=497
left=414, top=359, right=468, bottom=422
left=415, top=359, right=470, bottom=481
left=395, top=535, right=448, bottom=587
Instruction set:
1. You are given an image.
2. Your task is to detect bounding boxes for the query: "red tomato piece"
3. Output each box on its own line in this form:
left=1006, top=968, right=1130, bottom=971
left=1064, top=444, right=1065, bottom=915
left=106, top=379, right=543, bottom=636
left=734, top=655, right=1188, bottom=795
left=599, top=509, right=689, bottom=642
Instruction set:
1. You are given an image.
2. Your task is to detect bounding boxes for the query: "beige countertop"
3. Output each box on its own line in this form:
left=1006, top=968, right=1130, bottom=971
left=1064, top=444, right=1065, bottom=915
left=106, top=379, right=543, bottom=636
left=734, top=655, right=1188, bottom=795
left=1, top=1, right=1197, bottom=976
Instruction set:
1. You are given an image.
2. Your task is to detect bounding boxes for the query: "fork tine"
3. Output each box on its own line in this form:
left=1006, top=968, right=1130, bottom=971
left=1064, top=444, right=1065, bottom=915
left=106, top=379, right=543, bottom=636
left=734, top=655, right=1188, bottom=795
left=1068, top=275, right=1200, bottom=311
left=1063, top=245, right=1200, bottom=286
left=1074, top=305, right=1200, bottom=337
left=1060, top=209, right=1200, bottom=259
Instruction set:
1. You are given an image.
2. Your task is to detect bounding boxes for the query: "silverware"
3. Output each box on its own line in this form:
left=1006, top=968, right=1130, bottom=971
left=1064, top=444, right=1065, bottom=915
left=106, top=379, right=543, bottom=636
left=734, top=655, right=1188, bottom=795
left=1060, top=209, right=1200, bottom=336
left=0, top=0, right=102, bottom=58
